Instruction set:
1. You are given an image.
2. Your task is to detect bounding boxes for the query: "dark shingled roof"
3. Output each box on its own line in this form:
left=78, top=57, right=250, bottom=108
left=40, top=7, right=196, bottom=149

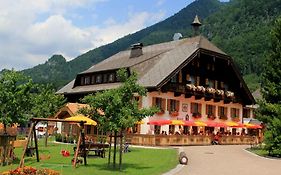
left=58, top=36, right=229, bottom=94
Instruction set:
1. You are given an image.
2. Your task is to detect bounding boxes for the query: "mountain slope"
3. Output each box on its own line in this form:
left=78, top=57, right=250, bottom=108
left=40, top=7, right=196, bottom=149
left=22, top=0, right=223, bottom=89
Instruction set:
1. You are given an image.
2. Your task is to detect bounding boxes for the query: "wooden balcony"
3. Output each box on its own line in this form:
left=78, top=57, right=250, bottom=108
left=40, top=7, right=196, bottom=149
left=163, top=83, right=237, bottom=102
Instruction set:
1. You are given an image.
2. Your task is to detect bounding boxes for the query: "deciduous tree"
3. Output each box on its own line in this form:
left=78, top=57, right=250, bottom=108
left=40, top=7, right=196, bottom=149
left=81, top=69, right=158, bottom=169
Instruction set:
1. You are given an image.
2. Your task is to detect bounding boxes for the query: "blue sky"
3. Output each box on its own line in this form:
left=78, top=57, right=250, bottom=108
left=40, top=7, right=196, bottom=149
left=0, top=0, right=206, bottom=70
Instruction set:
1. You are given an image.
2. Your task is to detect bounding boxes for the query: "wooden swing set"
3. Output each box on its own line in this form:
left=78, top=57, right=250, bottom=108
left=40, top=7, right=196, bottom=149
left=19, top=118, right=88, bottom=168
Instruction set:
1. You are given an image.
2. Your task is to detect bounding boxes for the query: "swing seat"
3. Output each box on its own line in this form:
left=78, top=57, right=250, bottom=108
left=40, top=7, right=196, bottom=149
left=61, top=150, right=70, bottom=157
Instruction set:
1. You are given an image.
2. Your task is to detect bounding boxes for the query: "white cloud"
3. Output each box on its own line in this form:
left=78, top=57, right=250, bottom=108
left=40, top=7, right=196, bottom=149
left=91, top=10, right=166, bottom=46
left=0, top=0, right=165, bottom=70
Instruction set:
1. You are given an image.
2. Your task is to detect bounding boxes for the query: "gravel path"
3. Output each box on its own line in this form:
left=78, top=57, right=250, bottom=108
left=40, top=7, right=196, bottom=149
left=173, top=145, right=281, bottom=175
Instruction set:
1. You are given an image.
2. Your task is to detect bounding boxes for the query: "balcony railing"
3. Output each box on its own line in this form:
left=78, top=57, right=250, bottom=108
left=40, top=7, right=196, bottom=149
left=164, top=83, right=237, bottom=103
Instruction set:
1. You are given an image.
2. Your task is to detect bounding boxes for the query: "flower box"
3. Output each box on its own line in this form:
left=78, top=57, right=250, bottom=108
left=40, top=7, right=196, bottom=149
left=192, top=112, right=202, bottom=119
left=207, top=114, right=216, bottom=120
left=219, top=115, right=227, bottom=120
left=169, top=111, right=179, bottom=117
left=231, top=115, right=240, bottom=122
left=156, top=109, right=165, bottom=115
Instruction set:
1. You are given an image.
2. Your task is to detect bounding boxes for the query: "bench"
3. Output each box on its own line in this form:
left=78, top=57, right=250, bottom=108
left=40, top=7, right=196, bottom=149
left=73, top=143, right=109, bottom=158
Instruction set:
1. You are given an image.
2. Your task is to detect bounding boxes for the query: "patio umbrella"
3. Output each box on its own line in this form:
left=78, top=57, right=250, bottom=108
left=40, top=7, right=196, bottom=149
left=183, top=120, right=196, bottom=126
left=65, top=114, right=97, bottom=125
left=205, top=120, right=218, bottom=127
left=135, top=120, right=144, bottom=124
left=171, top=120, right=185, bottom=125
left=244, top=123, right=262, bottom=129
left=147, top=120, right=171, bottom=125
left=226, top=121, right=243, bottom=127
left=194, top=121, right=207, bottom=127
left=214, top=122, right=228, bottom=128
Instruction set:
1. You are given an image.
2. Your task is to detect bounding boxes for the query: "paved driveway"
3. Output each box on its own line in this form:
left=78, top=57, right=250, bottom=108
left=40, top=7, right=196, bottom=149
left=174, top=145, right=281, bottom=175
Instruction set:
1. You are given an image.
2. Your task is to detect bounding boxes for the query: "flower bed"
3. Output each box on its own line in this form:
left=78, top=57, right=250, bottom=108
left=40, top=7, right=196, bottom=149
left=1, top=166, right=60, bottom=175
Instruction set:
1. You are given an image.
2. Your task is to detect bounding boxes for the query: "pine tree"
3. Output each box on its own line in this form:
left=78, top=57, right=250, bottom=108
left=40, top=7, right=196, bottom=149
left=257, top=18, right=281, bottom=156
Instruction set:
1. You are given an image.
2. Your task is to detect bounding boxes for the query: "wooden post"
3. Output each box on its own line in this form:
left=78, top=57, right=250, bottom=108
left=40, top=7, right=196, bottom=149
left=108, top=132, right=112, bottom=166
left=33, top=123, right=39, bottom=162
left=73, top=133, right=82, bottom=168
left=113, top=131, right=117, bottom=168
left=80, top=122, right=87, bottom=166
left=19, top=122, right=35, bottom=168
left=119, top=130, right=123, bottom=170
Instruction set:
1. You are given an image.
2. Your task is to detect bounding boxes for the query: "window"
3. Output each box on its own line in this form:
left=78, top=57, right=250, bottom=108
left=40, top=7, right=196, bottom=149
left=183, top=126, right=190, bottom=135
left=186, top=74, right=191, bottom=83
left=96, top=74, right=102, bottom=83
left=167, top=99, right=179, bottom=112
left=218, top=106, right=227, bottom=119
left=80, top=77, right=85, bottom=85
left=103, top=74, right=108, bottom=83
left=84, top=76, right=90, bottom=85
left=206, top=105, right=215, bottom=115
left=154, top=125, right=161, bottom=135
left=231, top=108, right=240, bottom=118
left=209, top=79, right=215, bottom=88
left=152, top=97, right=166, bottom=112
left=243, top=108, right=251, bottom=118
left=108, top=73, right=115, bottom=82
left=190, top=75, right=195, bottom=84
left=91, top=75, right=95, bottom=84
left=169, top=125, right=175, bottom=135
left=171, top=75, right=177, bottom=83
left=191, top=103, right=202, bottom=114
left=86, top=126, right=91, bottom=134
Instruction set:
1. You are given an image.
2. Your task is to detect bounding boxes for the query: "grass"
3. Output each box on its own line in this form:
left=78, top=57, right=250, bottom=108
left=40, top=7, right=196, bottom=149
left=1, top=138, right=178, bottom=175
left=247, top=147, right=269, bottom=157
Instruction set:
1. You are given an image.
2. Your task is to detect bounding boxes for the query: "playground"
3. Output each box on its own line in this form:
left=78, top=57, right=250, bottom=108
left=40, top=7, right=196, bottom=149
left=0, top=136, right=177, bottom=175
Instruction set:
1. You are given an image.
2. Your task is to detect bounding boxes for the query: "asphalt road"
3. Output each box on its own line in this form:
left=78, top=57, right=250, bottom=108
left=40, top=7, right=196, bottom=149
left=174, top=145, right=281, bottom=175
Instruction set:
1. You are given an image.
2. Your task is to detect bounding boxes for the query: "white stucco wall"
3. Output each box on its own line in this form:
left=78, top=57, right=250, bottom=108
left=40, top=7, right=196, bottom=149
left=140, top=91, right=245, bottom=134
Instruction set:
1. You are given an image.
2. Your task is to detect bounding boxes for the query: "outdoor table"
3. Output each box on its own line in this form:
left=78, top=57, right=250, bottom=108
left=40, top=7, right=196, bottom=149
left=73, top=142, right=109, bottom=158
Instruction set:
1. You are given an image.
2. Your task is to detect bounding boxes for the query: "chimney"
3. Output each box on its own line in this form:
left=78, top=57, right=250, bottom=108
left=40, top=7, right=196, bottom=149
left=130, top=43, right=143, bottom=58
left=191, top=15, right=202, bottom=36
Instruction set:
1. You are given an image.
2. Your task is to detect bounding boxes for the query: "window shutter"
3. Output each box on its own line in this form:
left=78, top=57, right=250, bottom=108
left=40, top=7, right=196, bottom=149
left=179, top=71, right=182, bottom=83
left=161, top=98, right=166, bottom=111
left=199, top=104, right=202, bottom=114
left=191, top=103, right=194, bottom=113
left=138, top=96, right=142, bottom=109
left=205, top=105, right=208, bottom=115
left=167, top=99, right=171, bottom=112
left=152, top=97, right=156, bottom=107
left=176, top=100, right=180, bottom=112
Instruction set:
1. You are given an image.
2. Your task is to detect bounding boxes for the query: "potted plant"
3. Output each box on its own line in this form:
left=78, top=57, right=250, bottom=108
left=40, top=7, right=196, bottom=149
left=192, top=112, right=202, bottom=119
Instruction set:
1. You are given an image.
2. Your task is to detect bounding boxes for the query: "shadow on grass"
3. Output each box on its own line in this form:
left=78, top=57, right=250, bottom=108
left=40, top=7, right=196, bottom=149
left=85, top=162, right=153, bottom=173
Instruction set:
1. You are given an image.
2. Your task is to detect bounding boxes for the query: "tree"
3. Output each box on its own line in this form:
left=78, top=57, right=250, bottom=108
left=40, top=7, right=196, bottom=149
left=0, top=70, right=34, bottom=165
left=256, top=18, right=281, bottom=156
left=30, top=84, right=65, bottom=147
left=0, top=70, right=65, bottom=165
left=81, top=69, right=158, bottom=169
left=0, top=70, right=33, bottom=132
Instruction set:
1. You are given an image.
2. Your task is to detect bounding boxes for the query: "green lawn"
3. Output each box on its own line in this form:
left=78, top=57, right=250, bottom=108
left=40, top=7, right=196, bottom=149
left=1, top=139, right=178, bottom=175
left=247, top=147, right=269, bottom=157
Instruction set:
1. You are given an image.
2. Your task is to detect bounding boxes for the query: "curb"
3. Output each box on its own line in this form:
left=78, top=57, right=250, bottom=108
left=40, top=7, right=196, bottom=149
left=162, top=147, right=186, bottom=175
